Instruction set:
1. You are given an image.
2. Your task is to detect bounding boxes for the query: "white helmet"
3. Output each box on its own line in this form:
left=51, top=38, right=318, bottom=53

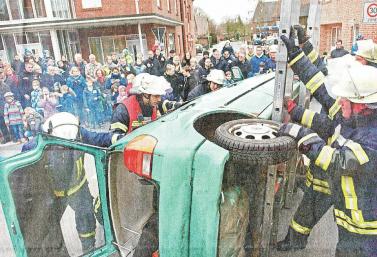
left=133, top=73, right=171, bottom=95
left=269, top=45, right=278, bottom=53
left=332, top=65, right=377, bottom=103
left=355, top=39, right=377, bottom=64
left=42, top=112, right=79, bottom=140
left=207, top=69, right=225, bottom=85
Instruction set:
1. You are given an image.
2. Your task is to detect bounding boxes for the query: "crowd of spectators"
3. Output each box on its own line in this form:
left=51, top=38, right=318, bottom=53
left=0, top=41, right=278, bottom=144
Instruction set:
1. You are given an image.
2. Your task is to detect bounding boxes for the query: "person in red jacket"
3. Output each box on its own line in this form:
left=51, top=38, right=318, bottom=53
left=110, top=73, right=170, bottom=134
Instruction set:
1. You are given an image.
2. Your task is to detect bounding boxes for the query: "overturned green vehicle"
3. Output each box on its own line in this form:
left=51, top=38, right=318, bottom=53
left=0, top=73, right=301, bottom=257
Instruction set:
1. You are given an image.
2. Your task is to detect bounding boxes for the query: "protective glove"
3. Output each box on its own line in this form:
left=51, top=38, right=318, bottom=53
left=278, top=123, right=303, bottom=139
left=279, top=123, right=321, bottom=154
left=294, top=25, right=310, bottom=45
left=280, top=28, right=302, bottom=61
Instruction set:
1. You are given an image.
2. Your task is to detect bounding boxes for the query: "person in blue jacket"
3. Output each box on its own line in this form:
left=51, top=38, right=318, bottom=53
left=249, top=45, right=269, bottom=76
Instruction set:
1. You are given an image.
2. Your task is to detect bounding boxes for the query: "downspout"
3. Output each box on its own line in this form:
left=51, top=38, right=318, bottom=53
left=135, top=0, right=145, bottom=58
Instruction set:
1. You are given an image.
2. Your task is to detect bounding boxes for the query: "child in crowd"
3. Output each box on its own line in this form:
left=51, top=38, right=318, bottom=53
left=38, top=87, right=58, bottom=119
left=111, top=82, right=120, bottom=108
left=59, top=84, right=76, bottom=115
left=30, top=80, right=43, bottom=113
left=224, top=70, right=235, bottom=87
left=117, top=85, right=128, bottom=103
left=23, top=107, right=43, bottom=137
left=3, top=92, right=25, bottom=143
left=67, top=66, right=86, bottom=121
left=83, top=79, right=103, bottom=128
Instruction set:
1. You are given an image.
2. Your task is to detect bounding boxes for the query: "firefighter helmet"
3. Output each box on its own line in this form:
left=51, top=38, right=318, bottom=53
left=42, top=112, right=79, bottom=140
left=332, top=65, right=377, bottom=103
left=207, top=69, right=226, bottom=85
left=134, top=73, right=171, bottom=95
left=355, top=40, right=377, bottom=64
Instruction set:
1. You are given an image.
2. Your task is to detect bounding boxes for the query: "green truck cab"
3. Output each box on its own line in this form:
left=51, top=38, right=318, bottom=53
left=0, top=73, right=301, bottom=257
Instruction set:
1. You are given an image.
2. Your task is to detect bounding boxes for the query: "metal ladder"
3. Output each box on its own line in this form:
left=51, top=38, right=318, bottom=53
left=259, top=0, right=321, bottom=256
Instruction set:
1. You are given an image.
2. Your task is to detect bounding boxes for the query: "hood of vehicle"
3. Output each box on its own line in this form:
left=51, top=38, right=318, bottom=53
left=112, top=73, right=276, bottom=150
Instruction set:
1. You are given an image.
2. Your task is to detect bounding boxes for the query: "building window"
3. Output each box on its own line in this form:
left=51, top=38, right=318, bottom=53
left=157, top=0, right=161, bottom=8
left=174, top=0, right=178, bottom=15
left=57, top=30, right=80, bottom=62
left=8, top=0, right=22, bottom=19
left=168, top=33, right=175, bottom=51
left=331, top=27, right=342, bottom=47
left=33, top=0, right=47, bottom=17
left=51, top=0, right=72, bottom=18
left=2, top=34, right=17, bottom=61
left=88, top=36, right=127, bottom=64
left=167, top=0, right=170, bottom=12
left=82, top=0, right=102, bottom=9
left=0, top=0, right=10, bottom=20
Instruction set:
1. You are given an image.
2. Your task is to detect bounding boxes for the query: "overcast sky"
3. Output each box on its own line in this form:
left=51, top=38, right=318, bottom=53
left=193, top=0, right=258, bottom=24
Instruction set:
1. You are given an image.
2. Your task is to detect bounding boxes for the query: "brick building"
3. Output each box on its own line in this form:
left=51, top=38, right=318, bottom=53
left=0, top=0, right=195, bottom=63
left=251, top=0, right=310, bottom=37
left=319, top=0, right=377, bottom=54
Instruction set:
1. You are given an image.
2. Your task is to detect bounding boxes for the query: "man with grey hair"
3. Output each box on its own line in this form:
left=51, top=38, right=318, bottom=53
left=85, top=54, right=102, bottom=81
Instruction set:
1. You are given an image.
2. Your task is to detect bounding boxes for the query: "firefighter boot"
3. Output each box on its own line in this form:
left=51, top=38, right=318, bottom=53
left=81, top=236, right=96, bottom=253
left=276, top=227, right=309, bottom=251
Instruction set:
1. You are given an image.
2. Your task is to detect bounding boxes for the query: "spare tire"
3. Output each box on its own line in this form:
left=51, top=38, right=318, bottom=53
left=214, top=119, right=296, bottom=165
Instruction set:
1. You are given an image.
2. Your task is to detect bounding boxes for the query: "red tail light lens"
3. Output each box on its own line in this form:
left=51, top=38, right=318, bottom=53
left=124, top=135, right=158, bottom=179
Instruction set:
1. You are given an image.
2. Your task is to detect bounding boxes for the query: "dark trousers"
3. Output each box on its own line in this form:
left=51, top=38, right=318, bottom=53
left=336, top=228, right=377, bottom=257
left=292, top=185, right=333, bottom=232
left=0, top=116, right=11, bottom=142
left=10, top=124, right=24, bottom=141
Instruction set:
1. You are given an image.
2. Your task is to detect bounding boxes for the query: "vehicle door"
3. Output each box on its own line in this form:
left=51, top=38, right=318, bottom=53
left=0, top=134, right=117, bottom=257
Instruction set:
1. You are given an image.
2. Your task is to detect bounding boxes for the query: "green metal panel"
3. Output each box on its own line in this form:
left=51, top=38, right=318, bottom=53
left=0, top=135, right=117, bottom=257
left=189, top=141, right=230, bottom=257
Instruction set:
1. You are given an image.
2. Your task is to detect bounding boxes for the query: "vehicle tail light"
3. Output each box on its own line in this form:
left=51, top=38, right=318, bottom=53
left=124, top=135, right=158, bottom=179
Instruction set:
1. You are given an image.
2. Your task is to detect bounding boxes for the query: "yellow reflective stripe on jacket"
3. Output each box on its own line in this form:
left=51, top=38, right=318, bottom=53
left=94, top=196, right=101, bottom=214
left=301, top=110, right=315, bottom=128
left=111, top=134, right=119, bottom=144
left=328, top=97, right=341, bottom=120
left=298, top=133, right=318, bottom=148
left=315, top=145, right=335, bottom=171
left=308, top=50, right=319, bottom=63
left=313, top=185, right=331, bottom=194
left=110, top=122, right=128, bottom=133
left=305, top=166, right=313, bottom=187
left=313, top=178, right=329, bottom=187
left=76, top=157, right=83, bottom=181
left=288, top=52, right=305, bottom=66
left=305, top=72, right=325, bottom=94
left=290, top=219, right=311, bottom=235
left=344, top=141, right=369, bottom=165
left=351, top=210, right=365, bottom=224
left=336, top=218, right=377, bottom=235
left=341, top=176, right=358, bottom=210
left=54, top=176, right=87, bottom=198
left=335, top=209, right=377, bottom=229
left=79, top=231, right=96, bottom=238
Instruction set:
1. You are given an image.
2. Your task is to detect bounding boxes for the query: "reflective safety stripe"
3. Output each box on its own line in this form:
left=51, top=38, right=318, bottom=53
left=308, top=50, right=319, bottom=63
left=111, top=134, right=119, bottom=144
left=314, top=146, right=335, bottom=171
left=305, top=167, right=313, bottom=187
left=301, top=110, right=315, bottom=128
left=328, top=98, right=341, bottom=120
left=313, top=185, right=331, bottom=194
left=344, top=141, right=369, bottom=165
left=94, top=196, right=101, bottom=214
left=305, top=72, right=325, bottom=94
left=313, top=178, right=329, bottom=187
left=298, top=133, right=318, bottom=148
left=328, top=125, right=341, bottom=146
left=290, top=219, right=311, bottom=235
left=110, top=122, right=128, bottom=133
left=336, top=219, right=377, bottom=235
left=54, top=176, right=87, bottom=198
left=351, top=210, right=365, bottom=224
left=335, top=209, right=377, bottom=229
left=288, top=52, right=305, bottom=66
left=79, top=231, right=96, bottom=238
left=288, top=124, right=302, bottom=138
left=341, top=176, right=358, bottom=210
left=76, top=157, right=83, bottom=181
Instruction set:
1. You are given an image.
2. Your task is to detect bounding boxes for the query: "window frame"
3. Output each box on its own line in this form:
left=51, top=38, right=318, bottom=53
left=81, top=0, right=102, bottom=9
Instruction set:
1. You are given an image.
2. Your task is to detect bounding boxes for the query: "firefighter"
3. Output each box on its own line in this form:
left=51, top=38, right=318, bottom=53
left=19, top=112, right=125, bottom=256
left=110, top=73, right=170, bottom=134
left=279, top=30, right=377, bottom=257
left=277, top=26, right=377, bottom=251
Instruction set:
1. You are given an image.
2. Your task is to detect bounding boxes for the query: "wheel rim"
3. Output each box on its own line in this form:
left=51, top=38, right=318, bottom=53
left=229, top=122, right=278, bottom=140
